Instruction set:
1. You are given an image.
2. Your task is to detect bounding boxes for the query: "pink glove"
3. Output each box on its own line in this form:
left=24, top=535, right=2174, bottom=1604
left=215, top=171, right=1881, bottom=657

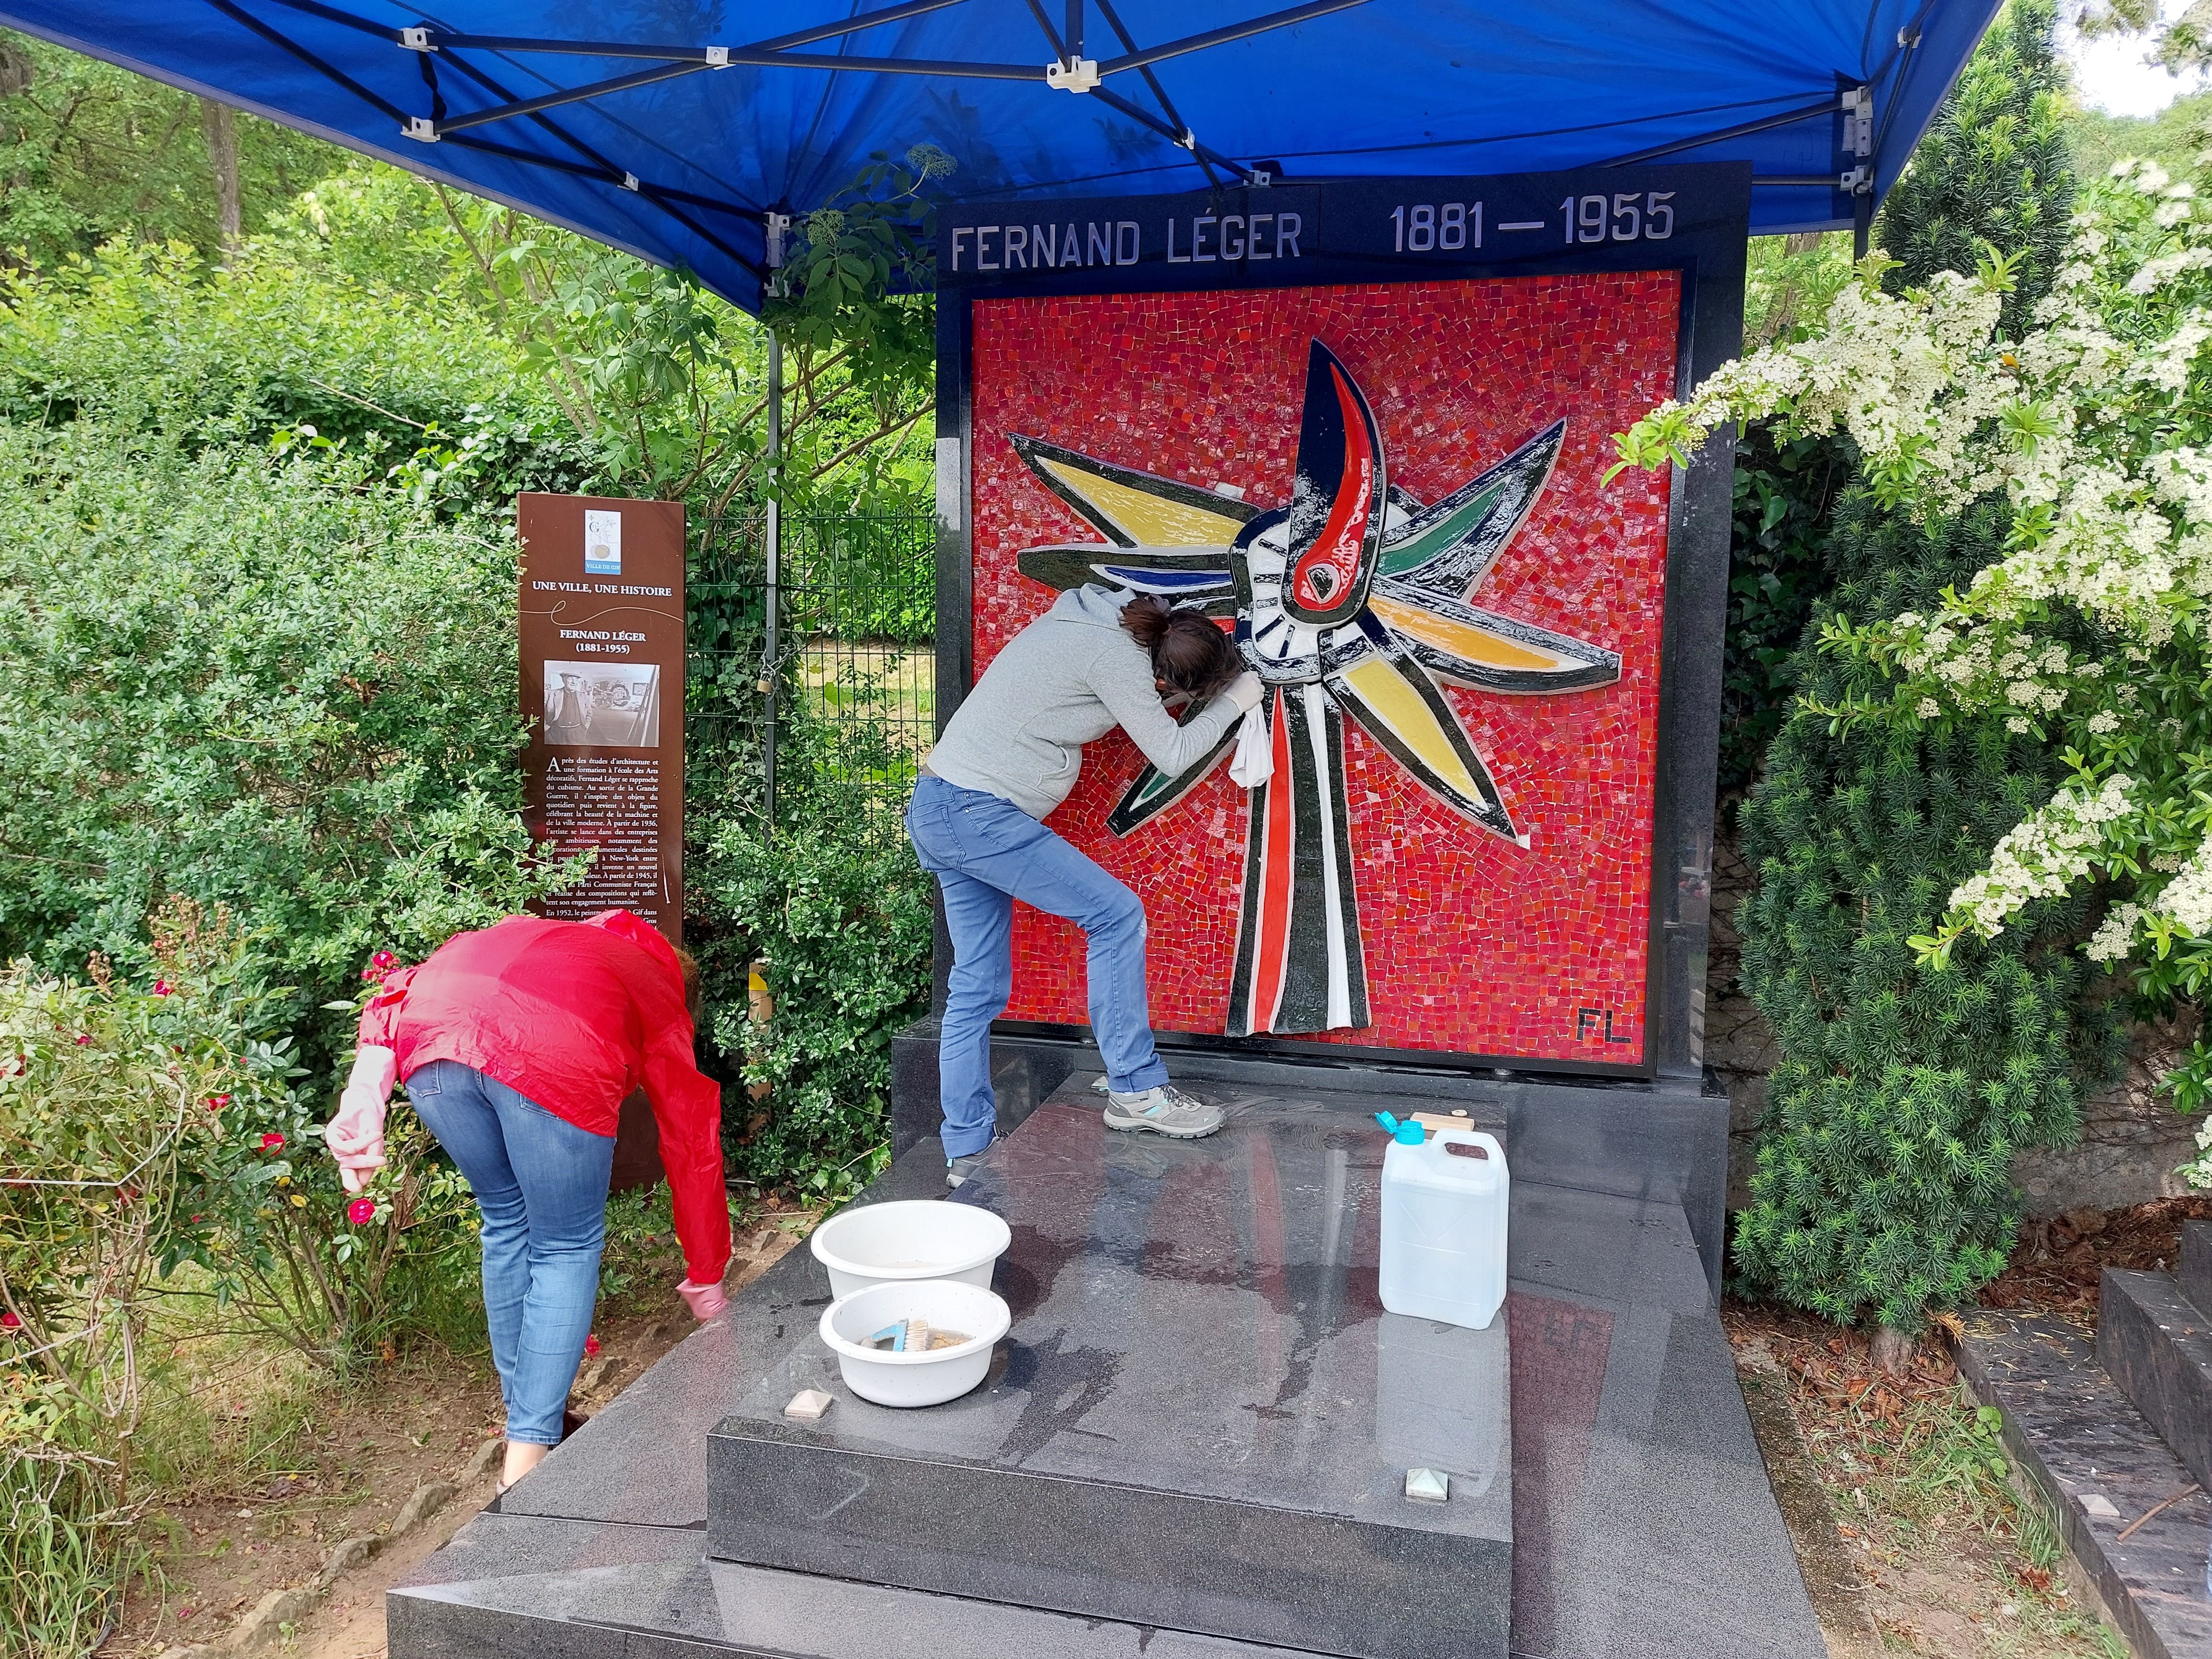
left=677, top=1277, right=730, bottom=1321
left=327, top=1046, right=396, bottom=1194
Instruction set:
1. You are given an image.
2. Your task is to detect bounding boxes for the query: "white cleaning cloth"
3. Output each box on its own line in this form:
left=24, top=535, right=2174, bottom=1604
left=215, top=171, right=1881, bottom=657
left=1229, top=704, right=1274, bottom=788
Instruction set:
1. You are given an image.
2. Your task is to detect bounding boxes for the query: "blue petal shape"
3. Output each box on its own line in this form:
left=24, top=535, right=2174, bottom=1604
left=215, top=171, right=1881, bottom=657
left=1098, top=565, right=1232, bottom=592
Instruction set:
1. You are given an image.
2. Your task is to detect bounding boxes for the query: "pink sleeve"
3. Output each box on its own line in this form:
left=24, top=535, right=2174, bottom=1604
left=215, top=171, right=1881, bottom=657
left=356, top=967, right=417, bottom=1050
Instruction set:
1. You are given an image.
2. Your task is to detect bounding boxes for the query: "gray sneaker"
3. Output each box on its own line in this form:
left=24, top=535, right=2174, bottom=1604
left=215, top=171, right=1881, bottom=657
left=946, top=1139, right=999, bottom=1190
left=1103, top=1084, right=1223, bottom=1139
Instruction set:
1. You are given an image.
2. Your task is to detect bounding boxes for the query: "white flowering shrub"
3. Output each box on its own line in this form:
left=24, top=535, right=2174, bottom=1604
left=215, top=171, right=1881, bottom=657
left=1616, top=160, right=2212, bottom=1186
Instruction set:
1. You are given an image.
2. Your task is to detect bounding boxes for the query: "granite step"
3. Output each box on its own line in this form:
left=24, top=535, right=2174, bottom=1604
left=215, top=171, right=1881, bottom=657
left=390, top=1511, right=1311, bottom=1659
left=1954, top=1305, right=2212, bottom=1659
left=2182, top=1220, right=2211, bottom=1318
left=2099, top=1267, right=2212, bottom=1495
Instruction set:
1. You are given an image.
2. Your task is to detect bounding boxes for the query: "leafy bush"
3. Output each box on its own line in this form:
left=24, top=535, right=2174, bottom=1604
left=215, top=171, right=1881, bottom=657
left=0, top=239, right=549, bottom=455
left=1720, top=425, right=1844, bottom=789
left=1730, top=494, right=2121, bottom=1326
left=0, top=420, right=575, bottom=1065
left=1617, top=0, right=2103, bottom=1333
left=0, top=940, right=211, bottom=1651
left=691, top=706, right=933, bottom=1201
left=2, top=901, right=480, bottom=1369
left=0, top=899, right=488, bottom=1653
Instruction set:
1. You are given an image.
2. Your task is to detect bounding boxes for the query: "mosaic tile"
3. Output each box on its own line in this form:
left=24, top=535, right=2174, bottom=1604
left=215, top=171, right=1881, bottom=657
left=969, top=275, right=1679, bottom=1064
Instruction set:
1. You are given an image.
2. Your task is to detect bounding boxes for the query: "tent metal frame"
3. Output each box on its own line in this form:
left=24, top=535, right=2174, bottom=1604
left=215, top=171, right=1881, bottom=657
left=208, top=0, right=1891, bottom=236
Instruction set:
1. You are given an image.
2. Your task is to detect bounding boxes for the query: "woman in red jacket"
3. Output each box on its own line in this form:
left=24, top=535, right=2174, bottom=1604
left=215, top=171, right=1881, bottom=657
left=324, top=909, right=730, bottom=1488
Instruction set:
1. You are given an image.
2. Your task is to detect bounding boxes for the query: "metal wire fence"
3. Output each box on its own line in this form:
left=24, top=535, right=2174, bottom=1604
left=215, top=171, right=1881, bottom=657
left=686, top=509, right=936, bottom=833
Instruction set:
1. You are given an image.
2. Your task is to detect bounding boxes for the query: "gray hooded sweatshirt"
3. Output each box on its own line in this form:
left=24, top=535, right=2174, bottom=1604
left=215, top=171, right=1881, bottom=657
left=925, top=585, right=1243, bottom=820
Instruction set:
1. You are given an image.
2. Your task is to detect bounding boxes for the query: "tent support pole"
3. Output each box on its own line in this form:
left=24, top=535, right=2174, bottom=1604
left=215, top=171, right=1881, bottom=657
left=1853, top=189, right=1872, bottom=260
left=763, top=324, right=783, bottom=835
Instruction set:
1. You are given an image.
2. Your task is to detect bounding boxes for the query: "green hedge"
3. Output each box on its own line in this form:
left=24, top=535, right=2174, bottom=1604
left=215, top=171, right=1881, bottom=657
left=0, top=421, right=549, bottom=1057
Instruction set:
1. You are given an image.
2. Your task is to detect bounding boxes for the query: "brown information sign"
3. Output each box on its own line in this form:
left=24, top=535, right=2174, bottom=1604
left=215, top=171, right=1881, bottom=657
left=518, top=493, right=686, bottom=943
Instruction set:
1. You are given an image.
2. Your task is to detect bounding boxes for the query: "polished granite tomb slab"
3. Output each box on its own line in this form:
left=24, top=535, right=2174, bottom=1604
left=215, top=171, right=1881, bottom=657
left=889, top=1018, right=1733, bottom=1296
left=393, top=1071, right=1823, bottom=1659
left=707, top=1091, right=1513, bottom=1659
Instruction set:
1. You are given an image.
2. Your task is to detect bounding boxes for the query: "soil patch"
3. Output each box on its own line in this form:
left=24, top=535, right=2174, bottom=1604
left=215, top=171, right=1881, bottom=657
left=1978, top=1193, right=2210, bottom=1327
left=1727, top=1305, right=2127, bottom=1658
left=109, top=1215, right=810, bottom=1659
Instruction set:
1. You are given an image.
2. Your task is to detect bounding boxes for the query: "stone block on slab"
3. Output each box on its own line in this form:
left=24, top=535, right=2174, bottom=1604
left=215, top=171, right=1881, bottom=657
left=709, top=1090, right=1512, bottom=1659
left=2181, top=1219, right=2211, bottom=1317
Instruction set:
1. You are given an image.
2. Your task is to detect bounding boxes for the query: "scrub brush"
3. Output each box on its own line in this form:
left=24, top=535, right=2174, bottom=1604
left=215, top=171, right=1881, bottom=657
left=866, top=1318, right=931, bottom=1352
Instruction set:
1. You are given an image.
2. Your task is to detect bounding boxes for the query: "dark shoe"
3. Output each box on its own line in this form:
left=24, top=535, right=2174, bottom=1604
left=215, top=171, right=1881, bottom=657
left=560, top=1408, right=590, bottom=1443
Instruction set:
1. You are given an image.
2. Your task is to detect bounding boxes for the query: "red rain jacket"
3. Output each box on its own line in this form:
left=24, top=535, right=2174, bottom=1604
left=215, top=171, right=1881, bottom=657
left=358, top=911, right=730, bottom=1285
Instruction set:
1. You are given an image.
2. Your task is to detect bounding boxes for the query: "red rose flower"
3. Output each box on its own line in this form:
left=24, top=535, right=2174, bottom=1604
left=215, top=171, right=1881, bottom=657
left=153, top=980, right=173, bottom=996
left=208, top=1094, right=231, bottom=1112
left=346, top=1196, right=376, bottom=1226
left=372, top=950, right=397, bottom=970
left=583, top=1333, right=601, bottom=1358
left=74, top=1033, right=92, bottom=1046
left=0, top=1310, right=19, bottom=1332
left=259, top=1132, right=285, bottom=1152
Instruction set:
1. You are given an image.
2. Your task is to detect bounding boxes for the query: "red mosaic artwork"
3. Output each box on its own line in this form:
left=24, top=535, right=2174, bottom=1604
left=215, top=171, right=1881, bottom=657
left=969, top=276, right=1680, bottom=1064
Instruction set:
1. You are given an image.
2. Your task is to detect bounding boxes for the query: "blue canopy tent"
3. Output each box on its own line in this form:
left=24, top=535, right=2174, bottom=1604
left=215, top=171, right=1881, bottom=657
left=0, top=0, right=1998, bottom=310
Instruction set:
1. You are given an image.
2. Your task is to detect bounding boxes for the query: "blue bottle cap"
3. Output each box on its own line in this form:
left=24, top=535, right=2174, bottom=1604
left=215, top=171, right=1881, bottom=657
left=1373, top=1111, right=1425, bottom=1145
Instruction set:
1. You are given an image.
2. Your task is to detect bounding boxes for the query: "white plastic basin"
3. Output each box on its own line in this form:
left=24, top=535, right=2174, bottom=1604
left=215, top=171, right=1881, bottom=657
left=818, top=1279, right=1011, bottom=1408
left=809, top=1199, right=1011, bottom=1300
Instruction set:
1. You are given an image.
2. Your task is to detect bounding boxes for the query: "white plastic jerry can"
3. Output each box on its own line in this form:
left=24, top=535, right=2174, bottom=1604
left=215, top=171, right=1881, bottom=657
left=1375, top=1113, right=1509, bottom=1331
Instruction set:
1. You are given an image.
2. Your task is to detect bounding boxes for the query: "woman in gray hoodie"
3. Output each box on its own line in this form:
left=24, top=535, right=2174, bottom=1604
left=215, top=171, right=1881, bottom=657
left=909, top=586, right=1262, bottom=1186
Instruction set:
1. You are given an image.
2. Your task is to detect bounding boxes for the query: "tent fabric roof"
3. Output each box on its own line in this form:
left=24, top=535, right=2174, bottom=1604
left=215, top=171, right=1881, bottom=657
left=0, top=0, right=1998, bottom=310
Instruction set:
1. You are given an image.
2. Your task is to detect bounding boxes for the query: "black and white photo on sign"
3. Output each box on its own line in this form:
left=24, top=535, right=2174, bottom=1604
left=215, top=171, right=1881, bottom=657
left=542, top=660, right=661, bottom=748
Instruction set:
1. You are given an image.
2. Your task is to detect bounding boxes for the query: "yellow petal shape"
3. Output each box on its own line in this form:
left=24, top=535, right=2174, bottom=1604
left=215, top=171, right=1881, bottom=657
left=1037, top=457, right=1250, bottom=547
left=1337, top=656, right=1485, bottom=805
left=1369, top=593, right=1560, bottom=672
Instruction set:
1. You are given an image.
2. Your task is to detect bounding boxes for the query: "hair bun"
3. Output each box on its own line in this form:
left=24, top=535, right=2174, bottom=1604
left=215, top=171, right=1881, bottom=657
left=1118, top=592, right=1241, bottom=699
left=1120, top=593, right=1173, bottom=648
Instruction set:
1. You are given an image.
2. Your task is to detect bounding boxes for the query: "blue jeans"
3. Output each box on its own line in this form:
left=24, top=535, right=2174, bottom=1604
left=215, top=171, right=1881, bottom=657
left=406, top=1060, right=616, bottom=1447
left=906, top=774, right=1168, bottom=1158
